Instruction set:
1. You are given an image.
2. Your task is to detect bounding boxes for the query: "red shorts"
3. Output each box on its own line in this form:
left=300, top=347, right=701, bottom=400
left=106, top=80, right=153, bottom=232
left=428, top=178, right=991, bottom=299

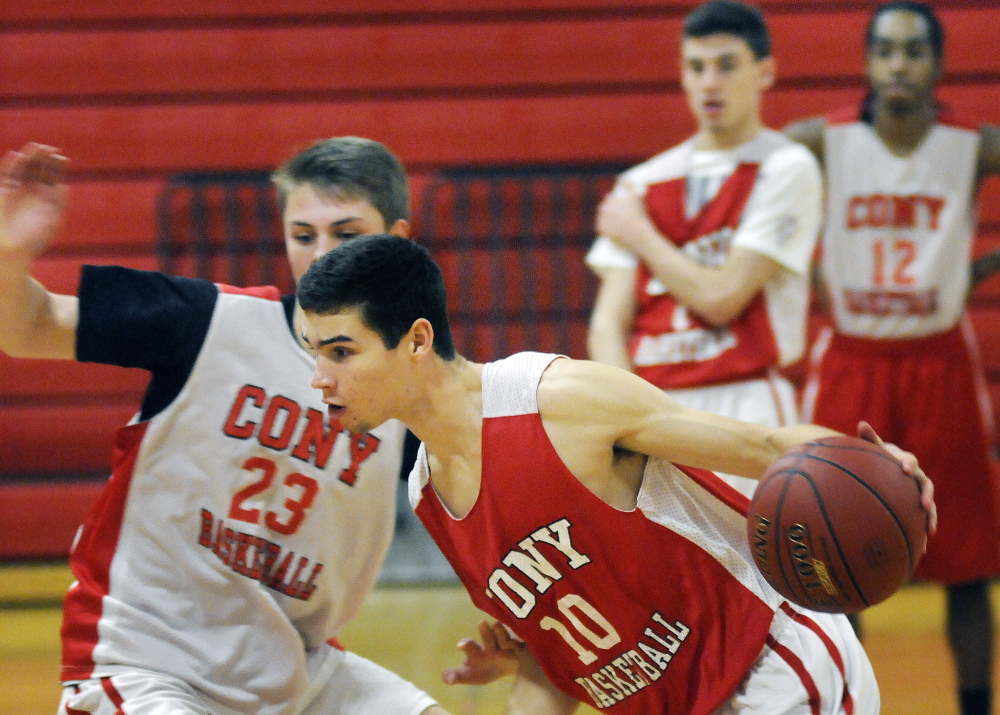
left=803, top=322, right=1000, bottom=584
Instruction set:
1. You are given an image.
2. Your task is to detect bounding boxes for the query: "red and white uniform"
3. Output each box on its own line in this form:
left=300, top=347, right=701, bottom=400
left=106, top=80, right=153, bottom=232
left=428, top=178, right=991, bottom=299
left=587, top=131, right=821, bottom=496
left=58, top=266, right=434, bottom=715
left=412, top=352, right=875, bottom=714
left=587, top=130, right=821, bottom=387
left=804, top=109, right=1000, bottom=583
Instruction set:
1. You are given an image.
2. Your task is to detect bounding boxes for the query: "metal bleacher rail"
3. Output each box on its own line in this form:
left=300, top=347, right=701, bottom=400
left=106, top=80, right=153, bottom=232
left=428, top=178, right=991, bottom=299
left=156, top=163, right=628, bottom=363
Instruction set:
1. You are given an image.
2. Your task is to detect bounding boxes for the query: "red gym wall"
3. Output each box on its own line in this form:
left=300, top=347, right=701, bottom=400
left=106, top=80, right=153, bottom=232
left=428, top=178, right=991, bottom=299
left=1, top=0, right=998, bottom=555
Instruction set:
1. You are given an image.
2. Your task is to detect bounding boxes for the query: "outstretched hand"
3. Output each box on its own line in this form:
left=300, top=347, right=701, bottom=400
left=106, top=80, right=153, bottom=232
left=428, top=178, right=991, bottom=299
left=857, top=421, right=937, bottom=536
left=0, top=143, right=69, bottom=261
left=442, top=620, right=523, bottom=686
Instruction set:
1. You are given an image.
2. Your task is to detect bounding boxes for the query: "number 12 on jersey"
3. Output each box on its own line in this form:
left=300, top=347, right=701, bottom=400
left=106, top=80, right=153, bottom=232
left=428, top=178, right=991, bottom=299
left=872, top=238, right=916, bottom=287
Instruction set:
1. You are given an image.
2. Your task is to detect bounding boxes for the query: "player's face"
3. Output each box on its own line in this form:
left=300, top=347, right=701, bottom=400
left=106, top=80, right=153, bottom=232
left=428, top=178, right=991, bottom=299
left=681, top=34, right=774, bottom=148
left=283, top=184, right=409, bottom=285
left=866, top=10, right=939, bottom=115
left=304, top=307, right=409, bottom=433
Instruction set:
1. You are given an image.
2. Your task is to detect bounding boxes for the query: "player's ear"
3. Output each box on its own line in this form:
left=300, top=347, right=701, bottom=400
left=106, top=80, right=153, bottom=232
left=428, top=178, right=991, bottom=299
left=388, top=218, right=411, bottom=239
left=758, top=55, right=776, bottom=92
left=408, top=318, right=435, bottom=359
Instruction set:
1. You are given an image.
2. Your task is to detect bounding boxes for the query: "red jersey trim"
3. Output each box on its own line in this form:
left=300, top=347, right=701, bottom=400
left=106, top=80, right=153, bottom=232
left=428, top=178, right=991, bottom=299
left=100, top=678, right=126, bottom=712
left=780, top=603, right=854, bottom=714
left=217, top=284, right=282, bottom=301
left=61, top=422, right=150, bottom=681
left=767, top=634, right=822, bottom=715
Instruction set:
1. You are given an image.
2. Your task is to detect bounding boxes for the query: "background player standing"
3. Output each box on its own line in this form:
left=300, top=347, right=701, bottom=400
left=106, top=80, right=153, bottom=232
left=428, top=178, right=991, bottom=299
left=586, top=0, right=822, bottom=496
left=786, top=3, right=1000, bottom=714
left=298, top=233, right=937, bottom=715
left=0, top=141, right=445, bottom=715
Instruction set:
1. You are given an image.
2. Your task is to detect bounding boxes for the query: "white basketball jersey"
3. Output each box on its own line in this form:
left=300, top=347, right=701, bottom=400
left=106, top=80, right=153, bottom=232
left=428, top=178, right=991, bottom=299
left=62, top=290, right=406, bottom=715
left=823, top=117, right=980, bottom=338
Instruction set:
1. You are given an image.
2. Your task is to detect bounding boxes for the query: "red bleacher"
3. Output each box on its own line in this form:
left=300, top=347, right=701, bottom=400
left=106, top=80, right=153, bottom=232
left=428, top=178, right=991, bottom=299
left=1, top=0, right=998, bottom=558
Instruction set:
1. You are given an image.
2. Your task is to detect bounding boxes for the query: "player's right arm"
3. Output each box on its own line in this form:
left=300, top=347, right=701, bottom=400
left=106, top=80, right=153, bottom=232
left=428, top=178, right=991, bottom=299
left=0, top=143, right=78, bottom=360
left=585, top=265, right=636, bottom=370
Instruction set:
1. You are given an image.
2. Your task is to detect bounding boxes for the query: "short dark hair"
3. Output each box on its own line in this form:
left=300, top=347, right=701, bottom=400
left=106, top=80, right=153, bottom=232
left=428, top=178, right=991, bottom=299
left=866, top=1, right=944, bottom=60
left=298, top=234, right=457, bottom=360
left=272, top=137, right=410, bottom=227
left=683, top=0, right=771, bottom=60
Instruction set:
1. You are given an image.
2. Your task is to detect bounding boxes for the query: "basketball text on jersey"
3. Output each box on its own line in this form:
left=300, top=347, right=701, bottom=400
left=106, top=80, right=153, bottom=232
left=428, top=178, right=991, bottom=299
left=198, top=508, right=324, bottom=601
left=845, top=193, right=945, bottom=230
left=574, top=613, right=691, bottom=710
left=484, top=518, right=691, bottom=710
left=632, top=326, right=737, bottom=366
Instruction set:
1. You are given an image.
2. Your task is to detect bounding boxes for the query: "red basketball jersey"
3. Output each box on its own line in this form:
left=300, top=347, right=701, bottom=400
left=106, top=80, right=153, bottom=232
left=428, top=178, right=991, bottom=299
left=412, top=352, right=782, bottom=713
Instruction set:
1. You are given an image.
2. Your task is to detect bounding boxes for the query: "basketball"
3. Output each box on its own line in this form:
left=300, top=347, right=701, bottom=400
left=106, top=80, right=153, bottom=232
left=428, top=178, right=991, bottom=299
left=747, top=436, right=928, bottom=614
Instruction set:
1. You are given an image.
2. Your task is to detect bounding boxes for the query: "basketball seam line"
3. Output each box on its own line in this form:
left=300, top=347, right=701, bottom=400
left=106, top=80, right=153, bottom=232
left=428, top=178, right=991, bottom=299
left=798, top=454, right=916, bottom=574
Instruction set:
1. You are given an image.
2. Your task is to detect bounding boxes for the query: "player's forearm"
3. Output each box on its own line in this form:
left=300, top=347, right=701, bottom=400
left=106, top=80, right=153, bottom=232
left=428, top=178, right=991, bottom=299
left=706, top=421, right=844, bottom=481
left=638, top=241, right=746, bottom=326
left=764, top=424, right=843, bottom=464
left=586, top=319, right=633, bottom=371
left=0, top=266, right=76, bottom=359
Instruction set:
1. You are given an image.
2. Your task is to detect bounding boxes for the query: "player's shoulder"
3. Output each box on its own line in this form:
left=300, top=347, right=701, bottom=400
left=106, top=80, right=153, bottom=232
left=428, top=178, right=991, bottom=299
left=619, top=139, right=694, bottom=186
left=483, top=352, right=564, bottom=417
left=783, top=115, right=827, bottom=156
left=757, top=131, right=822, bottom=180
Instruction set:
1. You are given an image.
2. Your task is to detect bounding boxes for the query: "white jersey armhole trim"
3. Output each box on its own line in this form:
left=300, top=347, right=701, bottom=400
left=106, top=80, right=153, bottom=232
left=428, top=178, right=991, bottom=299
left=481, top=351, right=563, bottom=418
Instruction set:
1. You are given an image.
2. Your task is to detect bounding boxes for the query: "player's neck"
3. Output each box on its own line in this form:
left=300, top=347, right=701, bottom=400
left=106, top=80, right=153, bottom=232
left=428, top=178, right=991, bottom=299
left=403, top=356, right=483, bottom=456
left=405, top=357, right=485, bottom=519
left=694, top=118, right=763, bottom=151
left=870, top=100, right=936, bottom=156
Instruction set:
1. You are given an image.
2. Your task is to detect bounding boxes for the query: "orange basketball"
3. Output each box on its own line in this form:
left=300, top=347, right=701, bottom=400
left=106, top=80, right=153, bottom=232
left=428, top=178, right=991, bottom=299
left=747, top=436, right=928, bottom=613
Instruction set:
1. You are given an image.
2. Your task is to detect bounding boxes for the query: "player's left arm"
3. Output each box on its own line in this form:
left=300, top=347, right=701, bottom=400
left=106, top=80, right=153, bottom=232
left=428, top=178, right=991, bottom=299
left=594, top=147, right=822, bottom=327
left=972, top=124, right=1000, bottom=287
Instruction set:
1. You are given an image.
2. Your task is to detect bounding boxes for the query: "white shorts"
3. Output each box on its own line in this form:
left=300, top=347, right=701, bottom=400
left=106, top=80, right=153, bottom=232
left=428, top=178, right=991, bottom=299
left=57, top=648, right=437, bottom=715
left=715, top=604, right=879, bottom=715
left=666, top=371, right=800, bottom=498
